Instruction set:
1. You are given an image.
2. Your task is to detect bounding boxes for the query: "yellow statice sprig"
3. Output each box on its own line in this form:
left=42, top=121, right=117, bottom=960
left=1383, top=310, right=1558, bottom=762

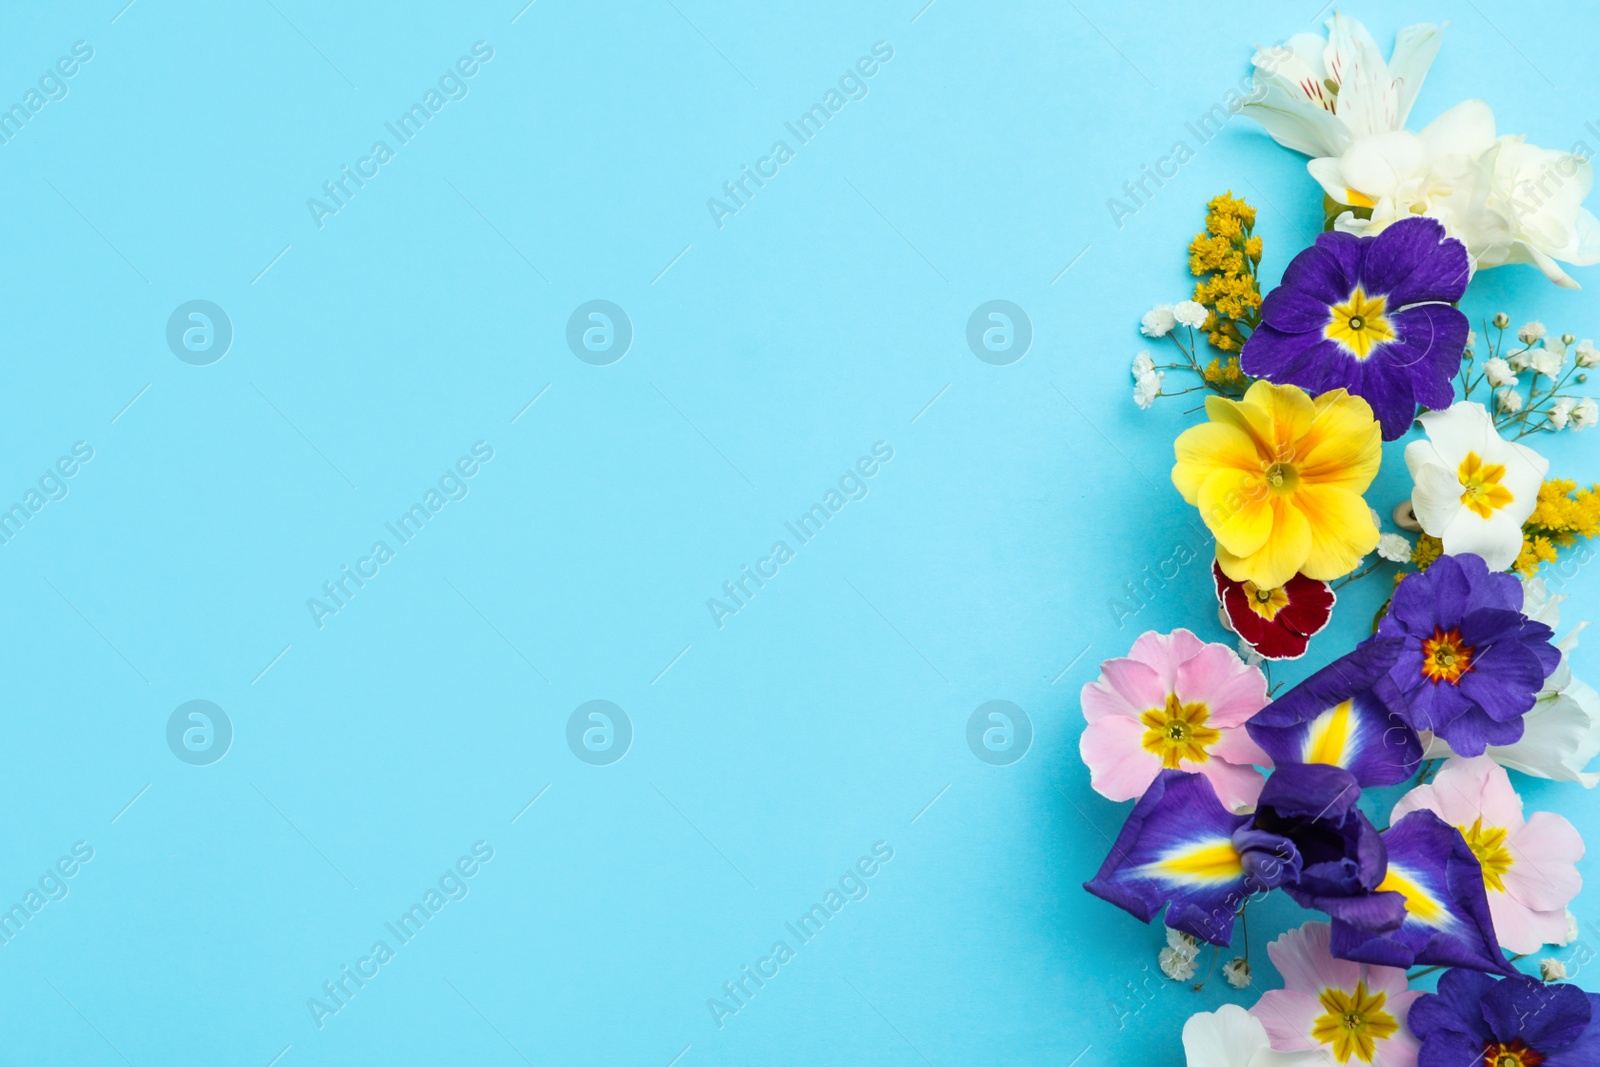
left=1189, top=192, right=1263, bottom=357
left=1133, top=194, right=1264, bottom=410
left=1513, top=479, right=1600, bottom=576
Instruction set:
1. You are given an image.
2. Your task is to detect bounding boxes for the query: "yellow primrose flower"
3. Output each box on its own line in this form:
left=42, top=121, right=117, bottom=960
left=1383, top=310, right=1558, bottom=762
left=1173, top=381, right=1383, bottom=589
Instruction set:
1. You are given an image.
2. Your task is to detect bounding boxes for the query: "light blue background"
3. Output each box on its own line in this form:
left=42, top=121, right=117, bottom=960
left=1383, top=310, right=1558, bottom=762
left=1, top=1, right=1598, bottom=1063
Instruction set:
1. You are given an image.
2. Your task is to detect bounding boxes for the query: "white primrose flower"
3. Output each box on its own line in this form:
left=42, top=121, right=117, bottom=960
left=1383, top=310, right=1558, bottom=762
left=1141, top=305, right=1177, bottom=338
left=1404, top=402, right=1548, bottom=570
left=1377, top=533, right=1413, bottom=563
left=1182, top=1005, right=1331, bottom=1067
left=1497, top=387, right=1524, bottom=414
left=1485, top=356, right=1518, bottom=387
left=1241, top=14, right=1443, bottom=159
left=1577, top=339, right=1600, bottom=367
left=1574, top=397, right=1599, bottom=429
left=1172, top=300, right=1208, bottom=329
left=1550, top=397, right=1575, bottom=430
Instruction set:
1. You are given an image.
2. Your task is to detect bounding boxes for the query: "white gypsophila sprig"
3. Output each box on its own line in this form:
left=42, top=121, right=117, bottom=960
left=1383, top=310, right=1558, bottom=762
left=1459, top=313, right=1598, bottom=437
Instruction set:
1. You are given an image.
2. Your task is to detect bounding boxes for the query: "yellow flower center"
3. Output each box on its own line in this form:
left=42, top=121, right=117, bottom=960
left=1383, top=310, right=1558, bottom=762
left=1311, top=981, right=1398, bottom=1064
left=1139, top=693, right=1220, bottom=768
left=1421, top=626, right=1476, bottom=685
left=1458, top=452, right=1515, bottom=519
left=1483, top=1040, right=1544, bottom=1066
left=1325, top=287, right=1395, bottom=360
left=1262, top=459, right=1301, bottom=494
left=1242, top=581, right=1291, bottom=620
left=1459, top=817, right=1515, bottom=893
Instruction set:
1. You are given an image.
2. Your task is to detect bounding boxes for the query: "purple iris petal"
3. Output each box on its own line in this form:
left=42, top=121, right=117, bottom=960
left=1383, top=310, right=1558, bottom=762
left=1241, top=216, right=1470, bottom=441
left=1250, top=764, right=1397, bottom=927
left=1083, top=770, right=1293, bottom=946
left=1247, top=639, right=1423, bottom=786
left=1331, top=810, right=1514, bottom=976
left=1377, top=554, right=1561, bottom=756
left=1410, top=969, right=1600, bottom=1067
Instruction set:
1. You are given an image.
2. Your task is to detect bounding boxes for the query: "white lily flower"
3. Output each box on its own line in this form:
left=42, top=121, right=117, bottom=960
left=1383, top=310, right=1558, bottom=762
left=1425, top=578, right=1599, bottom=785
left=1482, top=136, right=1600, bottom=288
left=1308, top=102, right=1600, bottom=288
left=1404, top=402, right=1548, bottom=570
left=1307, top=99, right=1498, bottom=247
left=1182, top=1005, right=1331, bottom=1067
left=1242, top=14, right=1443, bottom=160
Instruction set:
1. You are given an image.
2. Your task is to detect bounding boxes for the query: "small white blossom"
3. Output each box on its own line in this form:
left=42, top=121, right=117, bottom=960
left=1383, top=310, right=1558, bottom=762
left=1531, top=347, right=1564, bottom=378
left=1573, top=397, right=1599, bottom=430
left=1377, top=533, right=1413, bottom=563
left=1159, top=928, right=1200, bottom=981
left=1564, top=911, right=1581, bottom=946
left=1222, top=958, right=1251, bottom=989
left=1159, top=947, right=1197, bottom=981
left=1172, top=300, right=1208, bottom=328
left=1541, top=958, right=1569, bottom=982
left=1509, top=349, right=1532, bottom=372
left=1497, top=387, right=1524, bottom=414
left=1550, top=397, right=1575, bottom=430
left=1132, top=350, right=1155, bottom=378
left=1236, top=636, right=1265, bottom=667
left=1577, top=339, right=1599, bottom=368
left=1140, top=305, right=1176, bottom=337
left=1519, top=321, right=1547, bottom=344
left=1133, top=370, right=1163, bottom=409
left=1465, top=329, right=1478, bottom=351
left=1485, top=357, right=1518, bottom=388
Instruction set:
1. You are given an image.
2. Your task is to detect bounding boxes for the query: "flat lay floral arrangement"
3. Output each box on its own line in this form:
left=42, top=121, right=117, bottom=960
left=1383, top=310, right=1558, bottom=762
left=1088, top=15, right=1600, bottom=1067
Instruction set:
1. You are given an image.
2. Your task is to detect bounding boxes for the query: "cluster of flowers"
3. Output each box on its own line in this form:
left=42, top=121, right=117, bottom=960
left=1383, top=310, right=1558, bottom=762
left=1462, top=318, right=1599, bottom=435
left=1088, top=15, right=1600, bottom=1066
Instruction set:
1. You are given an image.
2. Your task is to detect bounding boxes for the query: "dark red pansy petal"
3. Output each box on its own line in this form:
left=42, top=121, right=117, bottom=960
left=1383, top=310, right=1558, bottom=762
left=1213, top=562, right=1331, bottom=660
left=1275, top=574, right=1336, bottom=639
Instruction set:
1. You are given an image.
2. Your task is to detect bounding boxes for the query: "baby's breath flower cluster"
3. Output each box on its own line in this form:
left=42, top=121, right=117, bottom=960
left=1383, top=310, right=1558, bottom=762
left=1461, top=315, right=1599, bottom=437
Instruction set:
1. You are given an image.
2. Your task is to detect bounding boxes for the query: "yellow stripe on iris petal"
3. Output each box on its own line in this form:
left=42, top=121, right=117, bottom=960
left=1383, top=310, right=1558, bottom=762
left=1145, top=839, right=1244, bottom=885
left=1303, top=700, right=1356, bottom=767
left=1377, top=866, right=1453, bottom=929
